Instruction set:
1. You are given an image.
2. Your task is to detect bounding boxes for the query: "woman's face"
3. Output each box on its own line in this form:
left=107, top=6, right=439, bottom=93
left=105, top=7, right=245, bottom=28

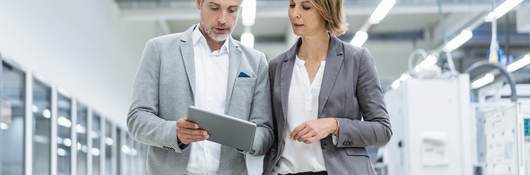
left=288, top=0, right=327, bottom=37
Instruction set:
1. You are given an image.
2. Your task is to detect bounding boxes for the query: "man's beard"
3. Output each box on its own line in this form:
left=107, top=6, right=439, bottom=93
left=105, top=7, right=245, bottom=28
left=204, top=26, right=231, bottom=42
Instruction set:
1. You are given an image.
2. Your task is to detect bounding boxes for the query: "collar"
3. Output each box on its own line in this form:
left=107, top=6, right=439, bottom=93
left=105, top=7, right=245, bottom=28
left=192, top=24, right=230, bottom=55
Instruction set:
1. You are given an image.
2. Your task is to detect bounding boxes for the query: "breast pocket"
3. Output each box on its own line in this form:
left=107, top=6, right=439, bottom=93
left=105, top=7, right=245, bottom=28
left=228, top=78, right=256, bottom=120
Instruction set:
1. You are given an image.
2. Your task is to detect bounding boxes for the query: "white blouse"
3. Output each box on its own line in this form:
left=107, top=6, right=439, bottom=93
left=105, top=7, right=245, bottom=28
left=278, top=56, right=327, bottom=174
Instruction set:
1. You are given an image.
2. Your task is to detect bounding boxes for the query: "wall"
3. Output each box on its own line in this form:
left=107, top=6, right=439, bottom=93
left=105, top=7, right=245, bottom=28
left=0, top=0, right=160, bottom=126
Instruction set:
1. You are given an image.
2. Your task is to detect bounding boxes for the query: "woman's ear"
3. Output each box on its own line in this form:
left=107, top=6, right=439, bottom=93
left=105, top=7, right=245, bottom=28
left=195, top=0, right=202, bottom=10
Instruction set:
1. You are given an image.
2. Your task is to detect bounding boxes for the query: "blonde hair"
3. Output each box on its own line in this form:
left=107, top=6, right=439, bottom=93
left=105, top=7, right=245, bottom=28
left=309, top=0, right=348, bottom=36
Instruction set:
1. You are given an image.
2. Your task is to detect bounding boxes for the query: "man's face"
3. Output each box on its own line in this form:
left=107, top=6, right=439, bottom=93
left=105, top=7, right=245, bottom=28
left=196, top=0, right=241, bottom=42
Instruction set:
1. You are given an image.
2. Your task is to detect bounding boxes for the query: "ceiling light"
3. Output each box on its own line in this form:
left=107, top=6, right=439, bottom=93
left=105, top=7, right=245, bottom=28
left=471, top=73, right=494, bottom=89
left=241, top=31, right=255, bottom=48
left=369, top=0, right=397, bottom=24
left=443, top=29, right=473, bottom=52
left=351, top=31, right=368, bottom=47
left=507, top=54, right=530, bottom=72
left=485, top=0, right=523, bottom=22
left=242, top=0, right=256, bottom=26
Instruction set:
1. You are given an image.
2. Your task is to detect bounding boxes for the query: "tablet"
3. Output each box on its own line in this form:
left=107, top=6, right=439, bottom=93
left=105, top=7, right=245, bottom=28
left=187, top=106, right=257, bottom=152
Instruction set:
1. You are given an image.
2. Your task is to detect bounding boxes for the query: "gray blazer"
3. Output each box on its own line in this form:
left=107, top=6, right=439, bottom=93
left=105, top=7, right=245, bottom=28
left=263, top=37, right=392, bottom=175
left=127, top=25, right=274, bottom=175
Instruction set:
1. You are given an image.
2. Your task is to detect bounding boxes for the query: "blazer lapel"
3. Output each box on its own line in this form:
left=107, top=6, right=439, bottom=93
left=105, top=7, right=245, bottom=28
left=280, top=40, right=300, bottom=123
left=318, top=37, right=345, bottom=115
left=225, top=39, right=242, bottom=111
left=179, top=26, right=197, bottom=100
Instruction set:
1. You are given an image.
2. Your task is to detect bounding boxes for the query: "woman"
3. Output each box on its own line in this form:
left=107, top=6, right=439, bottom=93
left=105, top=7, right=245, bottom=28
left=263, top=0, right=392, bottom=174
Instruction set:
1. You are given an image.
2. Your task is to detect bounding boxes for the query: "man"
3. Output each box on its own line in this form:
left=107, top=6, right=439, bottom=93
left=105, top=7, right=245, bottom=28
left=127, top=0, right=273, bottom=174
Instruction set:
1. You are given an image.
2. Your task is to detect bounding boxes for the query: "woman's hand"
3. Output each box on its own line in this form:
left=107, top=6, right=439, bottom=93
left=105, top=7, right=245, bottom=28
left=289, top=118, right=338, bottom=144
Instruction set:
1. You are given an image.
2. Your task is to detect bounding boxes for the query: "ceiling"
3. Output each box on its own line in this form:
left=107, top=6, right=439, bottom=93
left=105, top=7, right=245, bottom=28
left=115, top=0, right=524, bottom=82
left=1, top=0, right=528, bottom=126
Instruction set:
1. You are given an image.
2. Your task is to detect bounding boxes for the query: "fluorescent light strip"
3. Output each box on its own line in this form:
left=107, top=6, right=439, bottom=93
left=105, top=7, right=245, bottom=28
left=471, top=73, right=495, bottom=89
left=369, top=0, right=397, bottom=24
left=241, top=31, right=255, bottom=48
left=467, top=53, right=529, bottom=89
left=414, top=54, right=438, bottom=72
left=351, top=31, right=368, bottom=47
left=391, top=74, right=410, bottom=89
left=418, top=54, right=438, bottom=68
left=242, top=0, right=256, bottom=26
left=0, top=122, right=8, bottom=130
left=443, top=29, right=473, bottom=52
left=507, top=54, right=530, bottom=72
left=485, top=0, right=523, bottom=22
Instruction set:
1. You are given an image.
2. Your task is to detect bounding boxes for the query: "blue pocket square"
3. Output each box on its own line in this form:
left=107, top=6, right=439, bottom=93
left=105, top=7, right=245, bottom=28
left=238, top=72, right=250, bottom=78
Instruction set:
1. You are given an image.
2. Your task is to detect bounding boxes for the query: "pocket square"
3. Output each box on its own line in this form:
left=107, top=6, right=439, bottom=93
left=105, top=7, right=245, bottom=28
left=238, top=72, right=251, bottom=78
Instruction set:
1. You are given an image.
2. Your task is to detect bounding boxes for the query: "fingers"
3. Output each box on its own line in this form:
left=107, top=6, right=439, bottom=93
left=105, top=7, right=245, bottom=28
left=289, top=123, right=307, bottom=139
left=178, top=133, right=209, bottom=144
left=177, top=118, right=199, bottom=129
left=291, top=125, right=312, bottom=141
left=179, top=127, right=208, bottom=137
left=177, top=129, right=209, bottom=144
left=176, top=117, right=209, bottom=144
left=302, top=136, right=318, bottom=144
left=289, top=120, right=326, bottom=144
left=298, top=129, right=317, bottom=143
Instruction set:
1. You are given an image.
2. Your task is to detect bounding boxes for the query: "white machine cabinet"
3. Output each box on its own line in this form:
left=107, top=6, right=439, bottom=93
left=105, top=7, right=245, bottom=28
left=478, top=103, right=525, bottom=175
left=476, top=85, right=529, bottom=175
left=384, top=75, right=475, bottom=175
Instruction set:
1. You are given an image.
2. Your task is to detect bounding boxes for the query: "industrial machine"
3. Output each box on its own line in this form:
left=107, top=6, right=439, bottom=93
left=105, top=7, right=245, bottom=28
left=476, top=84, right=530, bottom=175
left=383, top=60, right=528, bottom=175
left=384, top=75, right=476, bottom=175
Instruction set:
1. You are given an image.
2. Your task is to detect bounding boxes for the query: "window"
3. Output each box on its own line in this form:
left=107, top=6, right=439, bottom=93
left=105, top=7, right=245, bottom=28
left=122, top=134, right=132, bottom=175
left=126, top=134, right=138, bottom=175
left=32, top=80, right=52, bottom=175
left=0, top=61, right=26, bottom=175
left=91, top=113, right=101, bottom=175
left=57, top=94, right=72, bottom=175
left=104, top=121, right=113, bottom=175
left=116, top=128, right=122, bottom=175
left=76, top=104, right=88, bottom=175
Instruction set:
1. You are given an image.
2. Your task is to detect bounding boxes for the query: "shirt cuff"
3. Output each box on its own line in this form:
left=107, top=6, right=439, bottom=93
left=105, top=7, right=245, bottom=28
left=177, top=137, right=189, bottom=150
left=332, top=118, right=340, bottom=146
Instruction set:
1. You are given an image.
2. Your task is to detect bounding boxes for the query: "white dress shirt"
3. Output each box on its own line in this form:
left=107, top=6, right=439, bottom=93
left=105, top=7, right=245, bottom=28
left=186, top=25, right=230, bottom=175
left=278, top=56, right=327, bottom=174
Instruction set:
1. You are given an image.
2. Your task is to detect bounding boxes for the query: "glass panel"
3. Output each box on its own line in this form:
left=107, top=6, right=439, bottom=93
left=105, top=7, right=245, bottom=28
left=0, top=62, right=26, bottom=175
left=128, top=135, right=137, bottom=175
left=104, top=121, right=112, bottom=175
left=116, top=128, right=122, bottom=175
left=76, top=104, right=88, bottom=175
left=132, top=142, right=137, bottom=175
left=32, top=80, right=51, bottom=175
left=91, top=114, right=101, bottom=175
left=126, top=135, right=132, bottom=175
left=134, top=142, right=141, bottom=175
left=57, top=94, right=72, bottom=175
left=122, top=135, right=131, bottom=175
left=137, top=145, right=142, bottom=175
